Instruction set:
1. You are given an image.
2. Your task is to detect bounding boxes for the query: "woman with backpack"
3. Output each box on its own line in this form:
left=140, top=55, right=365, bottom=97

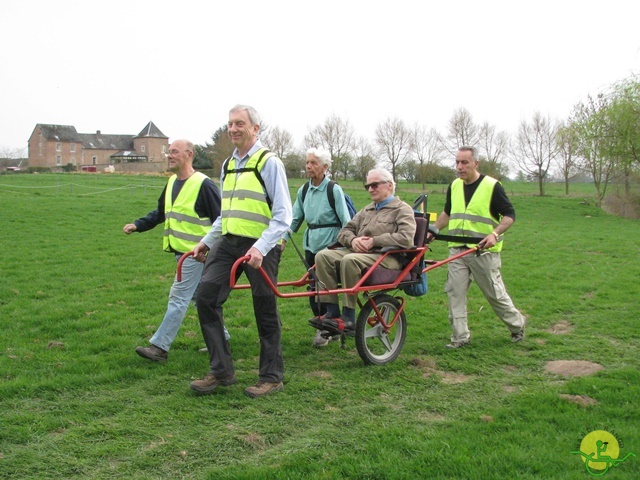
left=288, top=147, right=353, bottom=346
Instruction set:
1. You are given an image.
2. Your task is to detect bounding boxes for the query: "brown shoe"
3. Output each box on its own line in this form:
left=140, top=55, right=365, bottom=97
left=244, top=381, right=284, bottom=398
left=135, top=344, right=168, bottom=362
left=189, top=373, right=237, bottom=394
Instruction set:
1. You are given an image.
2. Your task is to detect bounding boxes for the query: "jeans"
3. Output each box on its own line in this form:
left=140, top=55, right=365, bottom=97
left=150, top=253, right=230, bottom=352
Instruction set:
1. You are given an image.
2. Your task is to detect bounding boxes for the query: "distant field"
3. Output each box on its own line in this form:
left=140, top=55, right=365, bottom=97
left=1, top=173, right=638, bottom=479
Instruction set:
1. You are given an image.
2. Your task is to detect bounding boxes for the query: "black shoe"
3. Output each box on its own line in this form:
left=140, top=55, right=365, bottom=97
left=135, top=344, right=168, bottom=362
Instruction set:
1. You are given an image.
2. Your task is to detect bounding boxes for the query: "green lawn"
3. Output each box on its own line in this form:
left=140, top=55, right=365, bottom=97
left=0, top=173, right=638, bottom=479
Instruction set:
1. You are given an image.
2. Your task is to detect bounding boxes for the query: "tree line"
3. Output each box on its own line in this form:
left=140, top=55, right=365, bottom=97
left=194, top=74, right=640, bottom=206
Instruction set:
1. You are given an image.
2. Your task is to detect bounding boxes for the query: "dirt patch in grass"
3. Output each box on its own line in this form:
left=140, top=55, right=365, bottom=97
left=411, top=357, right=473, bottom=384
left=547, top=320, right=574, bottom=335
left=559, top=394, right=598, bottom=407
left=307, top=370, right=332, bottom=379
left=545, top=360, right=604, bottom=377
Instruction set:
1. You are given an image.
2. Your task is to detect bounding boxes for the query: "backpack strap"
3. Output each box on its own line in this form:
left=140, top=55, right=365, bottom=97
left=300, top=178, right=342, bottom=230
left=223, top=149, right=274, bottom=209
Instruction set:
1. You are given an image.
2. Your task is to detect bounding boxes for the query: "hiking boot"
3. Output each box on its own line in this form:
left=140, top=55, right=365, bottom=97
left=312, top=330, right=340, bottom=347
left=190, top=373, right=238, bottom=394
left=135, top=344, right=168, bottom=362
left=511, top=319, right=526, bottom=343
left=244, top=381, right=284, bottom=398
left=444, top=340, right=470, bottom=349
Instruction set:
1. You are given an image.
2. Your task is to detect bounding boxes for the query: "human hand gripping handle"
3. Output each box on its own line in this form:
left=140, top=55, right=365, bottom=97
left=426, top=225, right=439, bottom=244
left=245, top=246, right=263, bottom=269
left=478, top=231, right=498, bottom=250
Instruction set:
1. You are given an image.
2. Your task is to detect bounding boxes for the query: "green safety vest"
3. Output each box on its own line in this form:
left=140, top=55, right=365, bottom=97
left=448, top=176, right=503, bottom=252
left=221, top=148, right=275, bottom=239
left=163, top=172, right=213, bottom=253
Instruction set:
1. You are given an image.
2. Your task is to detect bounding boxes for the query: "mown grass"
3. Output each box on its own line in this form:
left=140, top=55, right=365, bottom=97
left=0, top=174, right=639, bottom=479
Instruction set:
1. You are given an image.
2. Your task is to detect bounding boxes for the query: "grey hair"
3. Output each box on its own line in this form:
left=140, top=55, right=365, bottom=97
left=367, top=168, right=396, bottom=194
left=459, top=145, right=479, bottom=162
left=229, top=104, right=262, bottom=127
left=306, top=147, right=332, bottom=168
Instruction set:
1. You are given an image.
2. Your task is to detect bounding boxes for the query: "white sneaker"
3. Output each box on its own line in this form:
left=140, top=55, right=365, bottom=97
left=312, top=330, right=339, bottom=347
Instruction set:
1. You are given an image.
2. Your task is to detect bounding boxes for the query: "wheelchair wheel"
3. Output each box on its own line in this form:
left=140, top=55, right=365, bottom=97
left=355, top=294, right=406, bottom=365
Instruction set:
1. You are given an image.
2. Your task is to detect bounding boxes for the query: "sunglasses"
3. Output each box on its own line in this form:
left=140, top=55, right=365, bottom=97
left=364, top=181, right=388, bottom=190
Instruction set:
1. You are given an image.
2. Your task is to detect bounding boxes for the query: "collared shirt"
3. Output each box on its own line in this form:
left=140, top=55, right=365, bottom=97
left=375, top=195, right=395, bottom=210
left=201, top=140, right=292, bottom=255
left=289, top=176, right=351, bottom=253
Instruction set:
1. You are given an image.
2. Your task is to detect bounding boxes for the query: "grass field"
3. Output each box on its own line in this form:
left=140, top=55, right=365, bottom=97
left=1, top=173, right=639, bottom=479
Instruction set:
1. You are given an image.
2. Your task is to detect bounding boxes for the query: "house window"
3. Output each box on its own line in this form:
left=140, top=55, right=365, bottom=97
left=162, top=145, right=166, bottom=154
left=141, top=144, right=146, bottom=153
left=56, top=143, right=61, bottom=152
left=71, top=157, right=76, bottom=165
left=92, top=156, right=97, bottom=165
left=70, top=143, right=76, bottom=152
left=56, top=156, right=62, bottom=165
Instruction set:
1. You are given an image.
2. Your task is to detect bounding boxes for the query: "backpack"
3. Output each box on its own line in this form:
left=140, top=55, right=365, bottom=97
left=300, top=180, right=356, bottom=229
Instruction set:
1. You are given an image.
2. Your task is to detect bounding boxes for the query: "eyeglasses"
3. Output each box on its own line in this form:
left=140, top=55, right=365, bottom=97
left=364, top=181, right=388, bottom=190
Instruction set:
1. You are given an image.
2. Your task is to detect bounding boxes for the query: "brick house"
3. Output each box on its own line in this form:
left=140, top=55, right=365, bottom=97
left=28, top=121, right=169, bottom=173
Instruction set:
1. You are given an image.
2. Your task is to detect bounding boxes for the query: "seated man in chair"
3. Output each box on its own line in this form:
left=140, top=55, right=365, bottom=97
left=310, top=168, right=416, bottom=334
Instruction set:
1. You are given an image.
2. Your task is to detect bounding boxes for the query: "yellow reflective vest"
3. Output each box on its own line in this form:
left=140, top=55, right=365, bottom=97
left=221, top=148, right=275, bottom=239
left=163, top=172, right=213, bottom=253
left=448, top=176, right=503, bottom=252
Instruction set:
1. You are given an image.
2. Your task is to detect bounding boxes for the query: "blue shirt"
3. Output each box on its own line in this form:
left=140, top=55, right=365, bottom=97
left=376, top=195, right=395, bottom=210
left=202, top=140, right=293, bottom=255
left=289, top=177, right=351, bottom=254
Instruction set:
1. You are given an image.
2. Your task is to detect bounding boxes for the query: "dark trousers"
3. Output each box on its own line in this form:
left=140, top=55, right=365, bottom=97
left=197, top=234, right=284, bottom=383
left=305, top=250, right=326, bottom=317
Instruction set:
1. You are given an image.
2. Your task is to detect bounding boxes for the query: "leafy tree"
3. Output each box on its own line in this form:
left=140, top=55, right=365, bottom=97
left=193, top=144, right=213, bottom=170
left=282, top=152, right=305, bottom=179
left=570, top=94, right=616, bottom=206
left=198, top=125, right=234, bottom=175
left=607, top=76, right=640, bottom=194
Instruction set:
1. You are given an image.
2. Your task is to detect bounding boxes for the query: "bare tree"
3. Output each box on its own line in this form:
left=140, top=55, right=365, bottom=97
left=555, top=121, right=580, bottom=195
left=261, top=126, right=295, bottom=161
left=352, top=136, right=377, bottom=182
left=375, top=117, right=413, bottom=182
left=513, top=112, right=560, bottom=196
left=478, top=122, right=510, bottom=179
left=303, top=114, right=356, bottom=181
left=411, top=123, right=443, bottom=190
left=441, top=107, right=479, bottom=155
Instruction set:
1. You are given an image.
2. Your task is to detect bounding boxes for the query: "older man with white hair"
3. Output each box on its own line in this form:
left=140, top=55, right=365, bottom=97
left=311, top=168, right=416, bottom=334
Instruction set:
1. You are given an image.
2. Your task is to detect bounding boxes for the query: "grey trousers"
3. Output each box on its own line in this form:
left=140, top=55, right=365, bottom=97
left=445, top=247, right=526, bottom=343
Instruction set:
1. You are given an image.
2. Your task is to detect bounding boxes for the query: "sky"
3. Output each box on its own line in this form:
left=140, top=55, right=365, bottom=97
left=1, top=0, right=639, bottom=158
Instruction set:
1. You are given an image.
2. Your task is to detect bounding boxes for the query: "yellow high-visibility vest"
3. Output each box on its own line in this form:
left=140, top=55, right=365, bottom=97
left=163, top=172, right=212, bottom=253
left=221, top=148, right=275, bottom=239
left=448, top=176, right=503, bottom=252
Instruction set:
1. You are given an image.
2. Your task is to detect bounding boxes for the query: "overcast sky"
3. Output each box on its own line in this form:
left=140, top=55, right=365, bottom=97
left=2, top=0, right=639, bottom=157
